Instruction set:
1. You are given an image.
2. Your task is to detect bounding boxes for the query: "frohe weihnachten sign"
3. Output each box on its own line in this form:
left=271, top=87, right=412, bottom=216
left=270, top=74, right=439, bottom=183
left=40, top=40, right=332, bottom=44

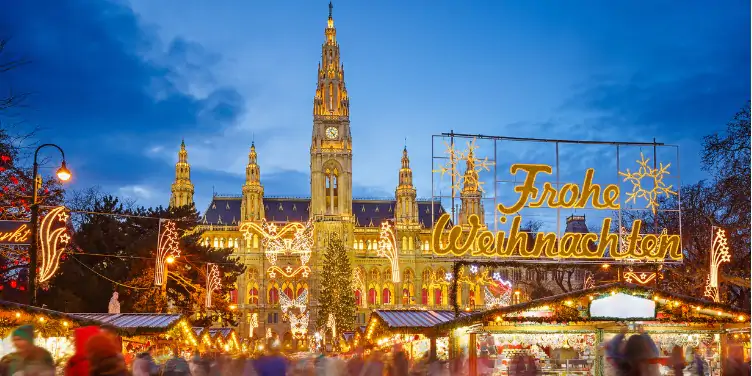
left=431, top=163, right=682, bottom=261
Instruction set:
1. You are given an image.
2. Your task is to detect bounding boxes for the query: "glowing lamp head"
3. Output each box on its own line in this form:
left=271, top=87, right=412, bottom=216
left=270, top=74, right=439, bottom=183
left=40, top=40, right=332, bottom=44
left=56, top=161, right=72, bottom=181
left=601, top=264, right=610, bottom=269
left=166, top=256, right=176, bottom=264
left=738, top=315, right=746, bottom=321
left=229, top=304, right=237, bottom=310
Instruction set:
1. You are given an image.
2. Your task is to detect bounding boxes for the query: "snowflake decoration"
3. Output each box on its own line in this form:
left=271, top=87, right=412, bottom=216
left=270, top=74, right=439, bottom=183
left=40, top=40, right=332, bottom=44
left=445, top=272, right=453, bottom=281
left=433, top=138, right=493, bottom=194
left=619, top=152, right=677, bottom=214
left=469, top=265, right=478, bottom=274
left=492, top=272, right=501, bottom=281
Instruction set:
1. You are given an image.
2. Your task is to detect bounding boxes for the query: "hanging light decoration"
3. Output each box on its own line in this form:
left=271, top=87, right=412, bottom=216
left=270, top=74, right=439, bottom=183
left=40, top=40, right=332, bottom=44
left=205, top=263, right=221, bottom=308
left=155, top=220, right=180, bottom=286
left=704, top=227, right=731, bottom=302
left=38, top=206, right=70, bottom=283
left=377, top=221, right=400, bottom=282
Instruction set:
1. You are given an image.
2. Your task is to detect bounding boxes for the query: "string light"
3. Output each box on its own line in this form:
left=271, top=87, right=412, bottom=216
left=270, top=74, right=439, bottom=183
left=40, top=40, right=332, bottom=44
left=249, top=313, right=258, bottom=338
left=352, top=268, right=366, bottom=307
left=377, top=221, right=400, bottom=282
left=327, top=313, right=336, bottom=341
left=205, top=263, right=221, bottom=308
left=38, top=206, right=70, bottom=283
left=155, top=220, right=180, bottom=286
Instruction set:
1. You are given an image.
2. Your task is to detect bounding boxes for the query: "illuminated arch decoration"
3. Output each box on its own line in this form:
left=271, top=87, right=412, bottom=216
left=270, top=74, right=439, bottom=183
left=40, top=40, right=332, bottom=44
left=240, top=220, right=314, bottom=280
left=623, top=271, right=657, bottom=285
left=155, top=220, right=180, bottom=286
left=484, top=277, right=513, bottom=308
left=704, top=227, right=731, bottom=302
left=377, top=221, right=400, bottom=283
left=619, top=152, right=677, bottom=215
left=205, top=263, right=221, bottom=308
left=289, top=311, right=309, bottom=339
left=37, top=206, right=70, bottom=283
left=279, top=288, right=308, bottom=315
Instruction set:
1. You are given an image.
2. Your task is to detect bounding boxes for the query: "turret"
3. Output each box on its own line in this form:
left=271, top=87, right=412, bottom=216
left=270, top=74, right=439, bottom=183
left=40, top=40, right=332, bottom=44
left=241, top=142, right=265, bottom=222
left=169, top=140, right=195, bottom=208
left=395, top=147, right=418, bottom=225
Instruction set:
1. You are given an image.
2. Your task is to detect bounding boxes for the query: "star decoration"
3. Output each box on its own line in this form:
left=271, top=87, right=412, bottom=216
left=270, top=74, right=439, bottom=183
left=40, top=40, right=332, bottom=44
left=470, top=265, right=479, bottom=274
left=492, top=272, right=501, bottom=281
left=58, top=233, right=71, bottom=244
left=302, top=270, right=309, bottom=278
left=286, top=266, right=293, bottom=274
left=619, top=152, right=677, bottom=214
left=56, top=211, right=69, bottom=222
left=433, top=137, right=493, bottom=194
left=269, top=271, right=276, bottom=279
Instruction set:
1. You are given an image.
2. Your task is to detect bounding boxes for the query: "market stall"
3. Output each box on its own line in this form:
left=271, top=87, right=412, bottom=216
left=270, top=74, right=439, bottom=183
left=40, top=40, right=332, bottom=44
left=364, top=309, right=473, bottom=361
left=431, top=283, right=750, bottom=376
left=0, top=300, right=96, bottom=368
left=71, top=312, right=197, bottom=364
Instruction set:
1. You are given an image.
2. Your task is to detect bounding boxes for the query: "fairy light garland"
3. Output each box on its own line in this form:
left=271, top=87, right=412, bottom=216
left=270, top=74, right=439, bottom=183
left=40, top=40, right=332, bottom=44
left=155, top=220, right=180, bottom=286
left=37, top=206, right=70, bottom=283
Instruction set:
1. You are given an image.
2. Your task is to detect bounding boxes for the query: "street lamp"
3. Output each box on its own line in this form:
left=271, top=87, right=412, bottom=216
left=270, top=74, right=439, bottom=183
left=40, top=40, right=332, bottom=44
left=29, top=143, right=71, bottom=306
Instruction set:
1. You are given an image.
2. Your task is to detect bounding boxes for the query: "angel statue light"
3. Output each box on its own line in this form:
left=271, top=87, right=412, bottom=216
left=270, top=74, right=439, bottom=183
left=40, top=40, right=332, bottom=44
left=108, top=292, right=121, bottom=314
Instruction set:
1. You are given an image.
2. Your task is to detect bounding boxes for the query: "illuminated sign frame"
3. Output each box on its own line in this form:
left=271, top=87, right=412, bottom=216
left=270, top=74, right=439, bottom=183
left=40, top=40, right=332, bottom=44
left=430, top=132, right=683, bottom=264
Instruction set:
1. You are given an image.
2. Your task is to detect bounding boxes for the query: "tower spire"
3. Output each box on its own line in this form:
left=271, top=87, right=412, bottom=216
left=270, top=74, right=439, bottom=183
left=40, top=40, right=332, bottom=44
left=459, top=148, right=484, bottom=226
left=170, top=140, right=194, bottom=208
left=328, top=1, right=333, bottom=20
left=313, top=1, right=349, bottom=118
left=241, top=143, right=264, bottom=222
left=396, top=147, right=418, bottom=225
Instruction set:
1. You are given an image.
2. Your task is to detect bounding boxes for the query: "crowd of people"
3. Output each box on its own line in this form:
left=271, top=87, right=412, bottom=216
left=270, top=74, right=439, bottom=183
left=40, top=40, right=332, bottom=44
left=1, top=322, right=750, bottom=376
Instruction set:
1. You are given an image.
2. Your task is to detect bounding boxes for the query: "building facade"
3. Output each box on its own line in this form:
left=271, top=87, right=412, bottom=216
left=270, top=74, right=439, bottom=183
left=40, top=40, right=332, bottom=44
left=168, top=4, right=585, bottom=345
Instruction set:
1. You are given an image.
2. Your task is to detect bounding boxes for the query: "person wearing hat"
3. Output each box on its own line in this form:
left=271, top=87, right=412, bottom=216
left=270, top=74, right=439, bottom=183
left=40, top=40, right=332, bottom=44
left=0, top=324, right=55, bottom=375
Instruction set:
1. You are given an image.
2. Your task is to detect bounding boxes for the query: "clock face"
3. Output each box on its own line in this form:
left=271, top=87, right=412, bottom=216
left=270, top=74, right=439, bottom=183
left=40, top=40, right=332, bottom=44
left=325, top=126, right=339, bottom=139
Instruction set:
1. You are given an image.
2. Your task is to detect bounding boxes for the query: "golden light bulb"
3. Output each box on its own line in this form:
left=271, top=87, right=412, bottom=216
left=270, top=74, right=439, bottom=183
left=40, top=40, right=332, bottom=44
left=56, top=161, right=72, bottom=181
left=166, top=256, right=176, bottom=264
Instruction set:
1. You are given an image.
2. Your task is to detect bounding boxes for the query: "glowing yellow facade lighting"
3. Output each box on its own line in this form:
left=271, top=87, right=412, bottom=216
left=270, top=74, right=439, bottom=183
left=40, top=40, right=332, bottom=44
left=38, top=206, right=70, bottom=283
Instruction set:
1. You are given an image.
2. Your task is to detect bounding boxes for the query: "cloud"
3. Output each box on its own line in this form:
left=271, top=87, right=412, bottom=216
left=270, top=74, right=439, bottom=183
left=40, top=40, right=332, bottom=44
left=0, top=0, right=246, bottom=208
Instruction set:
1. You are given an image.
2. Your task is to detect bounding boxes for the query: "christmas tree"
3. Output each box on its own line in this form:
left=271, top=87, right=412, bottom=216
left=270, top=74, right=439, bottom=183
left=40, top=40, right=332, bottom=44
left=317, top=232, right=355, bottom=347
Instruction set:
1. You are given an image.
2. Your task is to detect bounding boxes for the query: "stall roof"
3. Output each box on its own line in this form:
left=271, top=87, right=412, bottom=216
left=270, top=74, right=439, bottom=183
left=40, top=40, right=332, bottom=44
left=208, top=327, right=235, bottom=338
left=435, top=282, right=751, bottom=331
left=0, top=300, right=97, bottom=326
left=374, top=310, right=473, bottom=329
left=71, top=313, right=183, bottom=335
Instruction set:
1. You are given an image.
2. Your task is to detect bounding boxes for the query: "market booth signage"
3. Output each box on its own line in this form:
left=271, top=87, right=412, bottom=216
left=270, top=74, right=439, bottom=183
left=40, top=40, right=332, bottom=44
left=431, top=163, right=682, bottom=261
left=589, top=293, right=656, bottom=320
left=0, top=220, right=31, bottom=245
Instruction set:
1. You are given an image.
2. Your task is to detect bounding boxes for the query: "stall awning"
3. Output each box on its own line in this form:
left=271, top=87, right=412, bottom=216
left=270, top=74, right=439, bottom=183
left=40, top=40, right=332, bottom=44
left=376, top=310, right=471, bottom=329
left=71, top=313, right=183, bottom=335
left=0, top=300, right=98, bottom=337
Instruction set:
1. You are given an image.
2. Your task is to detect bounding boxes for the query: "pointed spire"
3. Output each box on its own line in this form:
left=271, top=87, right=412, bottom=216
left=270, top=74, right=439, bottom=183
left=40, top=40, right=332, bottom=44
left=170, top=139, right=194, bottom=208
left=462, top=148, right=479, bottom=193
left=329, top=1, right=333, bottom=19
left=401, top=146, right=410, bottom=169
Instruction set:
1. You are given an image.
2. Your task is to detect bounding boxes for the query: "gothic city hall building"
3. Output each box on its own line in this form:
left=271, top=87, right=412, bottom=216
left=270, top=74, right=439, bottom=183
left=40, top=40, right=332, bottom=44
left=168, top=4, right=586, bottom=345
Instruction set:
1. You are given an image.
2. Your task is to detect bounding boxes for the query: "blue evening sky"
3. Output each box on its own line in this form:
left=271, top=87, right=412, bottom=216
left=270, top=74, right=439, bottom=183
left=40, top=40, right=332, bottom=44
left=0, top=1, right=748, bottom=220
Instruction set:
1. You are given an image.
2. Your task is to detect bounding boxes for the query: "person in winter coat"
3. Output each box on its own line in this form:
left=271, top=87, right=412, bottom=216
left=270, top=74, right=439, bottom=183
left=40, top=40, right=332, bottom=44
left=64, top=326, right=100, bottom=376
left=0, top=324, right=55, bottom=376
left=162, top=348, right=191, bottom=376
left=86, top=334, right=129, bottom=376
left=132, top=348, right=159, bottom=376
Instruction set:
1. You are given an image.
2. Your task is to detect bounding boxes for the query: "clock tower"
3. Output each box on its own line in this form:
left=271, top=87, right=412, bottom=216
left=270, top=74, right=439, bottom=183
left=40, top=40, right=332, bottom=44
left=310, top=1, right=352, bottom=219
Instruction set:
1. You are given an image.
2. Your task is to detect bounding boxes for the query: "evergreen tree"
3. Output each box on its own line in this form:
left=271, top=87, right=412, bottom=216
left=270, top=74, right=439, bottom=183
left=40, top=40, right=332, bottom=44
left=316, top=233, right=355, bottom=345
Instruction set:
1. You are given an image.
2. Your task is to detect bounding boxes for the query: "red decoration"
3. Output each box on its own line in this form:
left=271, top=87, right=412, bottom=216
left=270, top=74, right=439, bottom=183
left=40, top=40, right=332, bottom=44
left=1, top=155, right=11, bottom=163
left=9, top=176, right=18, bottom=185
left=10, top=280, right=17, bottom=288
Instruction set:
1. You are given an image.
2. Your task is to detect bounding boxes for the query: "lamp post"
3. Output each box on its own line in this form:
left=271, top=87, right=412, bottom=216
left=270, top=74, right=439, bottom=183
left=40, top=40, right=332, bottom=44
left=29, top=143, right=71, bottom=306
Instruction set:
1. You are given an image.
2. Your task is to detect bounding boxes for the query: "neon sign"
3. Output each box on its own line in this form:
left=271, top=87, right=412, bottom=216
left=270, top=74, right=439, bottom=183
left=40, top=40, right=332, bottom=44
left=431, top=163, right=682, bottom=261
left=0, top=221, right=31, bottom=245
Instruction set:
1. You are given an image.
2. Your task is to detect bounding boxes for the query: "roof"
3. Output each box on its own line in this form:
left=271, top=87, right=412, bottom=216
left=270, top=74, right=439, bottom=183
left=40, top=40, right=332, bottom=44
left=434, top=282, right=751, bottom=331
left=372, top=310, right=473, bottom=330
left=0, top=300, right=97, bottom=326
left=71, top=313, right=183, bottom=335
left=208, top=327, right=235, bottom=338
left=201, top=196, right=447, bottom=228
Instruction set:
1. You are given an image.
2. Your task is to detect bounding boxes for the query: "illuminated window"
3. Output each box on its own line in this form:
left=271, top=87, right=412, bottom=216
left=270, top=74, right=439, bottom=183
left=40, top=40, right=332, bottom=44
left=248, top=287, right=259, bottom=305
left=368, top=288, right=377, bottom=305
left=382, top=288, right=391, bottom=304
left=268, top=286, right=279, bottom=305
left=213, top=238, right=218, bottom=248
left=434, top=289, right=443, bottom=306
left=421, top=288, right=428, bottom=305
left=355, top=290, right=362, bottom=306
